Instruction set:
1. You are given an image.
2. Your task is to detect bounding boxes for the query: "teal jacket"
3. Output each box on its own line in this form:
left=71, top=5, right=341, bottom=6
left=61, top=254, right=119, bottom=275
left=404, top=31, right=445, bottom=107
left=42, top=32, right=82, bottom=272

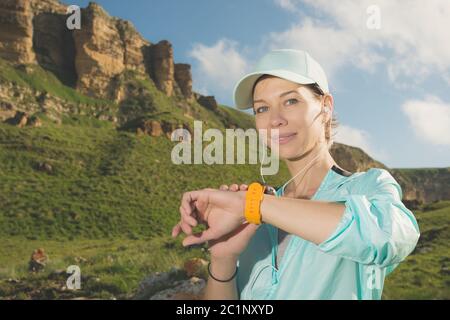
left=236, top=166, right=420, bottom=299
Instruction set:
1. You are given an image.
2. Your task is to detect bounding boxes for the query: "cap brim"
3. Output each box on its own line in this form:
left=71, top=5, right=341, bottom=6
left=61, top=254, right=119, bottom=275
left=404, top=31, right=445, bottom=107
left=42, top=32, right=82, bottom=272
left=233, top=69, right=316, bottom=110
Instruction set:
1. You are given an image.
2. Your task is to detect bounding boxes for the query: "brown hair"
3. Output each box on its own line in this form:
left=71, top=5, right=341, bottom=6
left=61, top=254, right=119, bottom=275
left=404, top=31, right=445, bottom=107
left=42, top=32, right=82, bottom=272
left=251, top=74, right=339, bottom=149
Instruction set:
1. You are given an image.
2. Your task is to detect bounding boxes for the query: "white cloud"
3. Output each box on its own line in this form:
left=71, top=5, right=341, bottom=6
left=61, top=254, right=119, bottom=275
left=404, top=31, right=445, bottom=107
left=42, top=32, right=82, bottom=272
left=334, top=124, right=388, bottom=161
left=269, top=0, right=450, bottom=86
left=261, top=18, right=363, bottom=77
left=402, top=97, right=450, bottom=146
left=274, top=0, right=299, bottom=12
left=188, top=0, right=450, bottom=108
left=188, top=39, right=250, bottom=101
left=195, top=86, right=210, bottom=96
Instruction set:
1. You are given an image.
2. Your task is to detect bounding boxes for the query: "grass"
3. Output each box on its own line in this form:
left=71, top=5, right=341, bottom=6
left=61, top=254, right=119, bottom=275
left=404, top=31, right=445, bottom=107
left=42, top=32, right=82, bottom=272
left=0, top=108, right=289, bottom=299
left=117, top=70, right=255, bottom=132
left=382, top=201, right=450, bottom=299
left=0, top=57, right=448, bottom=300
left=0, top=119, right=290, bottom=240
left=0, top=58, right=111, bottom=107
left=0, top=58, right=257, bottom=133
left=0, top=118, right=448, bottom=299
left=0, top=57, right=279, bottom=240
left=0, top=236, right=207, bottom=299
left=1, top=201, right=448, bottom=299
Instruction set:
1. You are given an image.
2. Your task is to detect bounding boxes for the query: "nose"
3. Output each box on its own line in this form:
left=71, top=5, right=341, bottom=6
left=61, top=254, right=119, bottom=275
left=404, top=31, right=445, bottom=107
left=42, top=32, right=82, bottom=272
left=270, top=108, right=288, bottom=128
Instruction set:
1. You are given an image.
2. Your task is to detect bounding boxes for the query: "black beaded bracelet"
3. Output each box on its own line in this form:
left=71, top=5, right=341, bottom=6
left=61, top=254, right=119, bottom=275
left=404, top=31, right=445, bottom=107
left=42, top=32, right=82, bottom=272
left=207, top=261, right=238, bottom=282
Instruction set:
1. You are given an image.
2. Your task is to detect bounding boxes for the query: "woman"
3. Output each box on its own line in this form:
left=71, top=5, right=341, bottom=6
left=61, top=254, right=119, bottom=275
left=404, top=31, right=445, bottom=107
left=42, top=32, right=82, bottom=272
left=172, top=49, right=420, bottom=300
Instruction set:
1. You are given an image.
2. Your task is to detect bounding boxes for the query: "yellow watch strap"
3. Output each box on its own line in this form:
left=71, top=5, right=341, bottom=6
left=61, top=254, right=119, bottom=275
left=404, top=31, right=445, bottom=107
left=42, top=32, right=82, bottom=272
left=245, top=182, right=265, bottom=224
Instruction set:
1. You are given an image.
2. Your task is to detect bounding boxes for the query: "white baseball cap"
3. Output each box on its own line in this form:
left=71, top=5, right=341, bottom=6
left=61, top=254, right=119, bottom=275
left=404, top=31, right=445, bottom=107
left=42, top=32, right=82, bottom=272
left=233, top=49, right=329, bottom=110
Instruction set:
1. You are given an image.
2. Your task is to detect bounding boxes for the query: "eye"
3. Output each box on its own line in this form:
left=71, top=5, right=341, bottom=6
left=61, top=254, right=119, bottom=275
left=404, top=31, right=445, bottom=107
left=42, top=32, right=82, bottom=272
left=285, top=98, right=298, bottom=106
left=255, top=106, right=269, bottom=114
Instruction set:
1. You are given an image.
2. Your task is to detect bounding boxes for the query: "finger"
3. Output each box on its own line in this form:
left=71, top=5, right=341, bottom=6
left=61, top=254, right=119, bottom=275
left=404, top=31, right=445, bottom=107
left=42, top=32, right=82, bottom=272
left=181, top=190, right=203, bottom=215
left=230, top=184, right=239, bottom=191
left=181, top=191, right=199, bottom=219
left=180, top=220, right=193, bottom=235
left=179, top=205, right=197, bottom=227
left=172, top=223, right=181, bottom=238
left=239, top=184, right=248, bottom=191
left=182, top=228, right=216, bottom=247
left=181, top=192, right=194, bottom=217
left=219, top=185, right=229, bottom=191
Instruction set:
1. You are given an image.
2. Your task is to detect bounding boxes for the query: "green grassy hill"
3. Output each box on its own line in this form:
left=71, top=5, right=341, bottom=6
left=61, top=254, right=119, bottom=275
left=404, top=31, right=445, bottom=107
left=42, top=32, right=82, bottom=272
left=0, top=119, right=292, bottom=240
left=0, top=56, right=285, bottom=240
left=0, top=57, right=448, bottom=300
left=383, top=201, right=450, bottom=299
left=0, top=98, right=292, bottom=299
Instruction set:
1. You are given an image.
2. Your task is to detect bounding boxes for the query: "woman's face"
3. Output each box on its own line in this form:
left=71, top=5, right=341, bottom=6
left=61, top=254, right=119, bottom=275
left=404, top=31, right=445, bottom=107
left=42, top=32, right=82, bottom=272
left=252, top=76, right=331, bottom=160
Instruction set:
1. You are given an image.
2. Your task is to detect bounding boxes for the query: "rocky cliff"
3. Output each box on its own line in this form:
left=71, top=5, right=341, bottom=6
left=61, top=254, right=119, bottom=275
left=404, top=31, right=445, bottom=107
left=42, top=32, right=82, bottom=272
left=329, top=143, right=450, bottom=206
left=0, top=0, right=36, bottom=64
left=0, top=0, right=193, bottom=101
left=0, top=0, right=447, bottom=205
left=391, top=167, right=450, bottom=206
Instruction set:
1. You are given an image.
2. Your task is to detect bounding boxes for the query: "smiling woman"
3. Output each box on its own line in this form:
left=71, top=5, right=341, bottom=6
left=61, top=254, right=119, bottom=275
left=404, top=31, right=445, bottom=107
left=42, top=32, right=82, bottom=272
left=173, top=49, right=420, bottom=300
left=251, top=78, right=339, bottom=148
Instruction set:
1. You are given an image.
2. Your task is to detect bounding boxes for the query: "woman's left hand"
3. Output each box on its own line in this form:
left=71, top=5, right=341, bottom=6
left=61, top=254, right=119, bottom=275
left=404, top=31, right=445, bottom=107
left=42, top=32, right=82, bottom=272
left=172, top=188, right=247, bottom=247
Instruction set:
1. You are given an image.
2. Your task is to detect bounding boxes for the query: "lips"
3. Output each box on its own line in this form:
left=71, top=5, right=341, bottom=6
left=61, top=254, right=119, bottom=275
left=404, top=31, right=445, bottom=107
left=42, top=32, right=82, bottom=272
left=271, top=132, right=297, bottom=145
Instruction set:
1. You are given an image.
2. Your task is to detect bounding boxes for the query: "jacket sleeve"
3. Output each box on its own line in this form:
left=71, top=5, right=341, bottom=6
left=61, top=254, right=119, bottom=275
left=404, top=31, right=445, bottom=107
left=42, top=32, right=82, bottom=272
left=317, top=168, right=420, bottom=268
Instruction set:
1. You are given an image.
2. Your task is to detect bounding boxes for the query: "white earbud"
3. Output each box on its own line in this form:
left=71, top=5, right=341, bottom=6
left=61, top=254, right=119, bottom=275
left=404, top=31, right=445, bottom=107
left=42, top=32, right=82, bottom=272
left=323, top=106, right=330, bottom=113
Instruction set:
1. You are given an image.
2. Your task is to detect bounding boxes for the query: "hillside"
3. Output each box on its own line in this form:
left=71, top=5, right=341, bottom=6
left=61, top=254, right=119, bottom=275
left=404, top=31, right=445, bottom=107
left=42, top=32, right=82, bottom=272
left=0, top=201, right=448, bottom=299
left=383, top=201, right=450, bottom=299
left=0, top=0, right=448, bottom=300
left=0, top=0, right=447, bottom=205
left=0, top=117, right=285, bottom=239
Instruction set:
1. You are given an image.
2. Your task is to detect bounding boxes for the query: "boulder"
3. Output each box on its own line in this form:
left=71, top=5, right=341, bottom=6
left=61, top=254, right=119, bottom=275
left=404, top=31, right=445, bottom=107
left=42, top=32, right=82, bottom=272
left=37, top=161, right=53, bottom=173
left=135, top=260, right=208, bottom=300
left=197, top=95, right=218, bottom=111
left=137, top=119, right=163, bottom=137
left=149, top=277, right=205, bottom=300
left=184, top=258, right=208, bottom=278
left=12, top=111, right=28, bottom=127
left=29, top=248, right=48, bottom=272
left=29, top=115, right=42, bottom=127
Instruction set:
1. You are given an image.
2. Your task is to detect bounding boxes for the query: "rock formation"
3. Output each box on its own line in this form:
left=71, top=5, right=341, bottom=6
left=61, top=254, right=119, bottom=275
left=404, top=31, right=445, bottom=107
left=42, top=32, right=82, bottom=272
left=29, top=248, right=49, bottom=272
left=146, top=40, right=174, bottom=97
left=0, top=0, right=35, bottom=64
left=174, top=63, right=193, bottom=100
left=197, top=95, right=218, bottom=111
left=0, top=0, right=447, bottom=206
left=135, top=258, right=208, bottom=300
left=32, top=6, right=76, bottom=86
left=72, top=3, right=126, bottom=98
left=0, top=0, right=197, bottom=102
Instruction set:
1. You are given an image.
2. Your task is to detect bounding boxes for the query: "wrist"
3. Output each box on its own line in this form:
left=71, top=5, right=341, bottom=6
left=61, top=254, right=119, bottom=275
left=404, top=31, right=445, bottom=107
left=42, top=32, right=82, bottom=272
left=259, top=194, right=277, bottom=224
left=209, top=256, right=238, bottom=282
left=244, top=182, right=265, bottom=224
left=210, top=254, right=238, bottom=264
left=237, top=190, right=246, bottom=222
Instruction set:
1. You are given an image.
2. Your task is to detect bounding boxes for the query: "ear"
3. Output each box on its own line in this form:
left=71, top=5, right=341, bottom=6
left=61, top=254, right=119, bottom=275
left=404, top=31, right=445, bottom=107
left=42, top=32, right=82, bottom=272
left=323, top=94, right=334, bottom=121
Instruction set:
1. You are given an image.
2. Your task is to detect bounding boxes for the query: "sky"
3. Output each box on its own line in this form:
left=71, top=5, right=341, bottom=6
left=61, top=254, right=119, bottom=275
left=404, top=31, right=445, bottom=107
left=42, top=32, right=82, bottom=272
left=67, top=0, right=450, bottom=169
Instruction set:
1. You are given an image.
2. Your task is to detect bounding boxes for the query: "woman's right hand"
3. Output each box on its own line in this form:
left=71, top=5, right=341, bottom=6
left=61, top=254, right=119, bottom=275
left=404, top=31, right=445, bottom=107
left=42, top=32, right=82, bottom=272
left=206, top=183, right=260, bottom=259
left=172, top=183, right=260, bottom=260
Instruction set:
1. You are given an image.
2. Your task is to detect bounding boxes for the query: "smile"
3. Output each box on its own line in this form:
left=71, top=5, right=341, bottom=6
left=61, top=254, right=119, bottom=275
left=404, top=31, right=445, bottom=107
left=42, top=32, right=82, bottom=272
left=272, top=133, right=297, bottom=145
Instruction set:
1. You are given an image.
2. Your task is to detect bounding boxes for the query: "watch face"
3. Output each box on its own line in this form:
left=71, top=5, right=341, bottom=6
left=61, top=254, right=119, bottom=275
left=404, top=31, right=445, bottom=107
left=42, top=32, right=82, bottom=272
left=263, top=185, right=277, bottom=196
